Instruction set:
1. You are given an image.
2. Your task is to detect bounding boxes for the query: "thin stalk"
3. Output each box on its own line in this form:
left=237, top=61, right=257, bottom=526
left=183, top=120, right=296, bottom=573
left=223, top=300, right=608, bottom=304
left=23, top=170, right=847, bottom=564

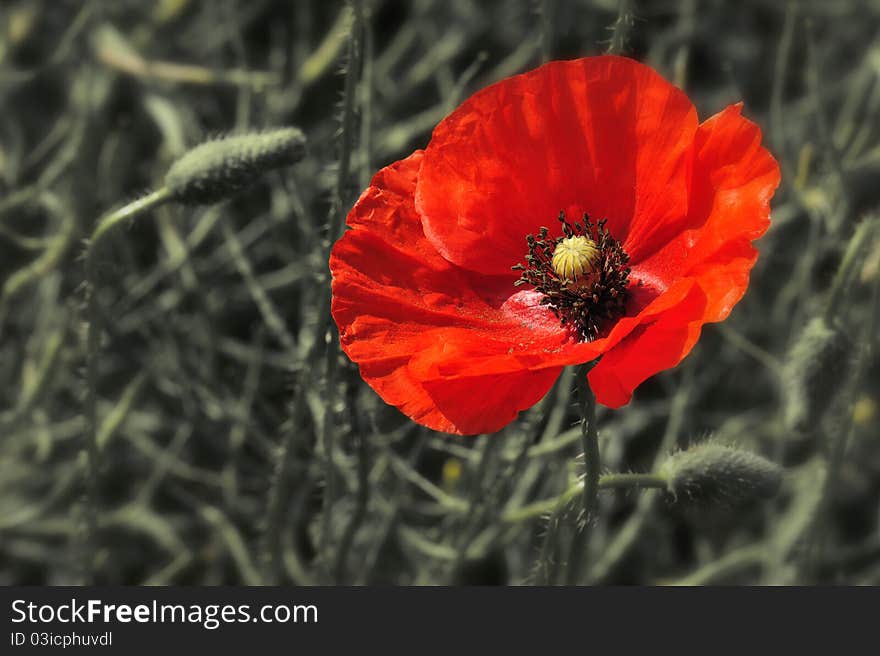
left=318, top=0, right=363, bottom=578
left=599, top=472, right=668, bottom=491
left=334, top=426, right=370, bottom=583
left=824, top=219, right=875, bottom=322
left=83, top=187, right=172, bottom=582
left=536, top=0, right=553, bottom=64
left=262, top=381, right=307, bottom=583
left=90, top=188, right=172, bottom=245
left=669, top=544, right=765, bottom=586
left=564, top=362, right=599, bottom=585
left=770, top=1, right=797, bottom=167
left=358, top=2, right=374, bottom=190
left=504, top=473, right=667, bottom=523
left=605, top=0, right=632, bottom=55
left=327, top=0, right=362, bottom=245
left=805, top=18, right=849, bottom=215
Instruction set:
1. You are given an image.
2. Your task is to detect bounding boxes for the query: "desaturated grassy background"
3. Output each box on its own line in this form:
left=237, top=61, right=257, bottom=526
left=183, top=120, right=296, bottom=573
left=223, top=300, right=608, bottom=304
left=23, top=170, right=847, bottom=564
left=0, top=0, right=878, bottom=585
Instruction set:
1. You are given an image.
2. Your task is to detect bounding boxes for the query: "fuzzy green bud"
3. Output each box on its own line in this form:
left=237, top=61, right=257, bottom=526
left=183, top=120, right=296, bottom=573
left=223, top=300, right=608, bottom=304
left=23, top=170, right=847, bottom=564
left=660, top=443, right=783, bottom=506
left=781, top=316, right=852, bottom=432
left=165, top=128, right=306, bottom=205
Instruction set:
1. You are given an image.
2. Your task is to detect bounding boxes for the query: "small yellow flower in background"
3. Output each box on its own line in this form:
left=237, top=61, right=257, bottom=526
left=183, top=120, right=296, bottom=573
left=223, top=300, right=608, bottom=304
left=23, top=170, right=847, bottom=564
left=442, top=458, right=463, bottom=489
left=853, top=396, right=876, bottom=426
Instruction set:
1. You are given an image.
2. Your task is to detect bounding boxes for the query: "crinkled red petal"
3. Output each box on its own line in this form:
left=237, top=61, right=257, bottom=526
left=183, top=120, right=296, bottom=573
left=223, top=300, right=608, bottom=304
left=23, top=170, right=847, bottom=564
left=331, top=153, right=568, bottom=433
left=588, top=104, right=780, bottom=407
left=415, top=56, right=698, bottom=277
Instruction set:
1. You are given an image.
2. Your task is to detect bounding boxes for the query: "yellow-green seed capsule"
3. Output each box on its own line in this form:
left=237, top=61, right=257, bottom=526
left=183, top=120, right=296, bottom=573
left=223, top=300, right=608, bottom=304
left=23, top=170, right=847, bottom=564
left=551, top=235, right=600, bottom=286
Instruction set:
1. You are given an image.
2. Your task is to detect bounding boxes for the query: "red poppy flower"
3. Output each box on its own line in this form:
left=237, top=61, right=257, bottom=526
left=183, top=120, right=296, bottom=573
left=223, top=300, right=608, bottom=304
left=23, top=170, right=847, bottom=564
left=330, top=56, right=780, bottom=435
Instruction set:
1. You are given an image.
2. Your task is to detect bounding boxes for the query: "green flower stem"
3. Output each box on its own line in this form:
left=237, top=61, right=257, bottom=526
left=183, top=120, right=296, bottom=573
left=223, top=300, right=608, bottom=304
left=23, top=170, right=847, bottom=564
left=565, top=362, right=600, bottom=585
left=334, top=406, right=371, bottom=584
left=318, top=0, right=364, bottom=580
left=82, top=187, right=172, bottom=582
left=605, top=0, right=632, bottom=55
left=599, top=472, right=669, bottom=491
left=824, top=219, right=875, bottom=322
left=669, top=544, right=765, bottom=586
left=90, top=188, right=172, bottom=245
left=262, top=380, right=307, bottom=584
left=503, top=473, right=668, bottom=524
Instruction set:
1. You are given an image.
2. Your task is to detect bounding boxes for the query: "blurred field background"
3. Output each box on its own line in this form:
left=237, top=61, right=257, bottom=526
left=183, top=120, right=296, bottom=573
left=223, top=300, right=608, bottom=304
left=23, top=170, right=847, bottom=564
left=0, top=0, right=878, bottom=585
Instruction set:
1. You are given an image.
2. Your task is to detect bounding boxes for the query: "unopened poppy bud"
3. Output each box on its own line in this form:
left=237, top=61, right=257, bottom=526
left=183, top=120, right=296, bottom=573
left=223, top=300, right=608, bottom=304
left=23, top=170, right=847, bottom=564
left=165, top=128, right=306, bottom=205
left=659, top=443, right=783, bottom=505
left=781, top=316, right=851, bottom=432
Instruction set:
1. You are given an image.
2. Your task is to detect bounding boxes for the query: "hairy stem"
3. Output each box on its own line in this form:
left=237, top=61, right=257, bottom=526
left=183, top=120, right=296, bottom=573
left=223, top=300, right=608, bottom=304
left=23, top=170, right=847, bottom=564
left=505, top=473, right=667, bottom=523
left=605, top=0, right=632, bottom=55
left=564, top=362, right=600, bottom=585
left=318, top=0, right=364, bottom=579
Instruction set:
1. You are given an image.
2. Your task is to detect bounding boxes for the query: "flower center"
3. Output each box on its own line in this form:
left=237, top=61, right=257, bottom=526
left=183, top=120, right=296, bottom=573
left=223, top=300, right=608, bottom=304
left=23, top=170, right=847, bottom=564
left=513, top=211, right=631, bottom=341
left=551, top=235, right=600, bottom=287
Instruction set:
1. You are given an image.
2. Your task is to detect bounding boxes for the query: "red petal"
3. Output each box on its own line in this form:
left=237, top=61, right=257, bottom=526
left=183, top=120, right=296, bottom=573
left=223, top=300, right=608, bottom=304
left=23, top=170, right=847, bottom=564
left=331, top=153, right=572, bottom=434
left=632, top=103, right=779, bottom=319
left=415, top=56, right=697, bottom=276
left=590, top=104, right=780, bottom=406
left=686, top=103, right=780, bottom=320
left=588, top=282, right=707, bottom=407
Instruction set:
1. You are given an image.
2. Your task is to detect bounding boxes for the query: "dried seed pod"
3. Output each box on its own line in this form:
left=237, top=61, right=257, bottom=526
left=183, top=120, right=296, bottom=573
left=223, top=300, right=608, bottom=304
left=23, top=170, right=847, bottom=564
left=781, top=316, right=852, bottom=433
left=165, top=128, right=306, bottom=205
left=660, top=443, right=783, bottom=505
